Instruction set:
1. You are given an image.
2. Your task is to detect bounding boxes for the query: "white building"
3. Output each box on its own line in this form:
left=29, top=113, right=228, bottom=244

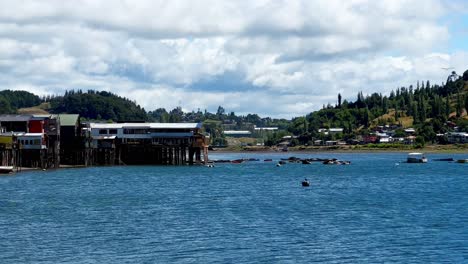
left=254, top=126, right=278, bottom=131
left=223, top=130, right=252, bottom=137
left=16, top=133, right=47, bottom=149
left=87, top=123, right=202, bottom=148
left=446, top=132, right=468, bottom=143
left=318, top=128, right=344, bottom=135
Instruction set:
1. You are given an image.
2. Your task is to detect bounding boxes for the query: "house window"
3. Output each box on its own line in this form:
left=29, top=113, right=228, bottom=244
left=99, top=129, right=108, bottom=135
left=109, top=129, right=117, bottom=134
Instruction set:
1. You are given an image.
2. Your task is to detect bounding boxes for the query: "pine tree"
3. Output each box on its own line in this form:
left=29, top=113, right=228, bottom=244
left=382, top=97, right=389, bottom=113
left=445, top=95, right=450, bottom=119
left=465, top=94, right=468, bottom=114
left=412, top=103, right=418, bottom=124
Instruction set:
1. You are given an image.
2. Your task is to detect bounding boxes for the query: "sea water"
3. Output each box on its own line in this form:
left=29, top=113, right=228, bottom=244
left=1, top=152, right=467, bottom=263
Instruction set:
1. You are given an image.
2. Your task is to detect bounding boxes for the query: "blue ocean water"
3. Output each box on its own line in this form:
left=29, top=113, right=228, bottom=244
left=1, top=152, right=467, bottom=263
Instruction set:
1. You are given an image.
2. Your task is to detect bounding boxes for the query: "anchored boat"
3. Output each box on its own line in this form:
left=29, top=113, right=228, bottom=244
left=0, top=166, right=14, bottom=174
left=407, top=153, right=428, bottom=163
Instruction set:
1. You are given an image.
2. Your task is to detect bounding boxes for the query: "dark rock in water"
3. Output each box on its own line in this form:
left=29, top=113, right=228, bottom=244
left=213, top=160, right=231, bottom=163
left=433, top=158, right=454, bottom=161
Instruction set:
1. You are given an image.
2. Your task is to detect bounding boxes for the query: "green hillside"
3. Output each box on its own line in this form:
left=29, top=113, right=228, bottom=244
left=48, top=90, right=148, bottom=122
left=0, top=90, right=42, bottom=114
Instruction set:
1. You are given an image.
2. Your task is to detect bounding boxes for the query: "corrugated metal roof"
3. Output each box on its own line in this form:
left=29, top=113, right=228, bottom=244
left=32, top=114, right=52, bottom=120
left=92, top=135, right=117, bottom=140
left=58, top=114, right=80, bottom=126
left=89, top=123, right=201, bottom=129
left=224, top=130, right=251, bottom=134
left=14, top=133, right=43, bottom=137
left=0, top=114, right=32, bottom=122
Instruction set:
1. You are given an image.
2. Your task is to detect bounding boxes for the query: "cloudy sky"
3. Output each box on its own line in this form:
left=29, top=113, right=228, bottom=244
left=0, top=0, right=467, bottom=118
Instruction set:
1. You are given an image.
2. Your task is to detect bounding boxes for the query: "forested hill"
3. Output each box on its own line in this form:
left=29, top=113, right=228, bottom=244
left=0, top=90, right=42, bottom=113
left=284, top=70, right=468, bottom=145
left=48, top=90, right=148, bottom=121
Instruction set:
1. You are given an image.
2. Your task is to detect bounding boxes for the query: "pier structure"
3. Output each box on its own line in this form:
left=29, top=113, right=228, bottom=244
left=0, top=114, right=209, bottom=169
left=0, top=114, right=60, bottom=169
left=85, top=122, right=209, bottom=166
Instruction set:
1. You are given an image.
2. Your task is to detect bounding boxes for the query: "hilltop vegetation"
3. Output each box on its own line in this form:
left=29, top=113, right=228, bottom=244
left=48, top=90, right=148, bottom=121
left=0, top=90, right=42, bottom=114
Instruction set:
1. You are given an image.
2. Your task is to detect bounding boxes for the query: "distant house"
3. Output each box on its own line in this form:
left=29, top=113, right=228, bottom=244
left=57, top=114, right=82, bottom=164
left=376, top=132, right=391, bottom=143
left=446, top=132, right=468, bottom=143
left=363, top=135, right=378, bottom=144
left=224, top=130, right=252, bottom=137
left=318, top=128, right=328, bottom=134
left=0, top=114, right=32, bottom=132
left=254, top=126, right=278, bottom=131
left=329, top=128, right=344, bottom=134
left=318, top=128, right=344, bottom=135
left=16, top=133, right=46, bottom=150
left=404, top=128, right=416, bottom=135
left=405, top=136, right=416, bottom=144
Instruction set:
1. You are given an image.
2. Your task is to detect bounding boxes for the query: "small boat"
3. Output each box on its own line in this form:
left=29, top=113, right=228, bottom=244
left=301, top=179, right=310, bottom=187
left=264, top=159, right=273, bottom=162
left=301, top=160, right=312, bottom=164
left=456, top=159, right=468, bottom=163
left=407, top=153, right=428, bottom=163
left=0, top=166, right=14, bottom=174
left=231, top=159, right=244, bottom=164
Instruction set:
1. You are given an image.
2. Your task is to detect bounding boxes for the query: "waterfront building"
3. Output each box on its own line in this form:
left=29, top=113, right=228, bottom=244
left=86, top=122, right=208, bottom=165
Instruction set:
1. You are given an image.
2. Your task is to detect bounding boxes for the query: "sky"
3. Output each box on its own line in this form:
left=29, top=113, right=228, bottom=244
left=0, top=0, right=467, bottom=118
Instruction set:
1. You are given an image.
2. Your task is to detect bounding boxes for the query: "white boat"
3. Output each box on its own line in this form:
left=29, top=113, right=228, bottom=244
left=407, top=153, right=428, bottom=163
left=0, top=166, right=14, bottom=174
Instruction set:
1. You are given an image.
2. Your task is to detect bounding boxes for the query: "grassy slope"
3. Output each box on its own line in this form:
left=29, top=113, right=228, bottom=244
left=18, top=102, right=51, bottom=115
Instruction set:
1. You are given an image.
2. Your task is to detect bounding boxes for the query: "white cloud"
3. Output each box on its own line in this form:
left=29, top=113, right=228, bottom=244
left=0, top=0, right=464, bottom=118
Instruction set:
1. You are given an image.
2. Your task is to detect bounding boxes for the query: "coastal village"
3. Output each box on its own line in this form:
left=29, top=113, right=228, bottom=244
left=1, top=112, right=466, bottom=172
left=222, top=124, right=468, bottom=149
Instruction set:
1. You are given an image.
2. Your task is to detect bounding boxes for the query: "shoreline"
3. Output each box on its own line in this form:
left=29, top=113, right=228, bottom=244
left=4, top=146, right=466, bottom=175
left=211, top=144, right=468, bottom=154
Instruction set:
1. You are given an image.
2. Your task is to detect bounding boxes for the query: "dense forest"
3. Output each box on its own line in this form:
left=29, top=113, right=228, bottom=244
left=0, top=90, right=42, bottom=113
left=48, top=90, right=148, bottom=121
left=0, top=69, right=467, bottom=146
